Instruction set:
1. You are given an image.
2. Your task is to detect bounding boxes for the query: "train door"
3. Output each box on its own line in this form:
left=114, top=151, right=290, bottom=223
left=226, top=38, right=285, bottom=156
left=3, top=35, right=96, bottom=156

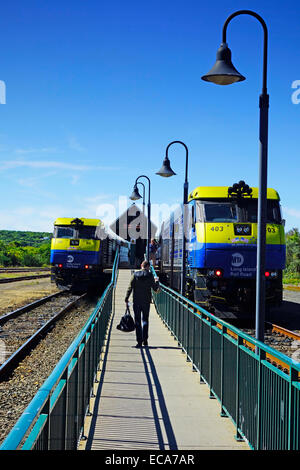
left=188, top=201, right=197, bottom=268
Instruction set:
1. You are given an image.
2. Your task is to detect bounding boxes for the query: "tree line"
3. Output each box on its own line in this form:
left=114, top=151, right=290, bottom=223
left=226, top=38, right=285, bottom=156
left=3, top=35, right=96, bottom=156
left=284, top=228, right=300, bottom=284
left=0, top=231, right=51, bottom=267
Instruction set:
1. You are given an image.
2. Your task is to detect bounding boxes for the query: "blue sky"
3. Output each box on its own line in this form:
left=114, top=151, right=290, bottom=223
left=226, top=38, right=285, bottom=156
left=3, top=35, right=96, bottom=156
left=0, top=0, right=299, bottom=233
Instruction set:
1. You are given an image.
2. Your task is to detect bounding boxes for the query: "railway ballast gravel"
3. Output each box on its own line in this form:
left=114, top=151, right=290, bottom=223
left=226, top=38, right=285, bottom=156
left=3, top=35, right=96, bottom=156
left=0, top=296, right=99, bottom=445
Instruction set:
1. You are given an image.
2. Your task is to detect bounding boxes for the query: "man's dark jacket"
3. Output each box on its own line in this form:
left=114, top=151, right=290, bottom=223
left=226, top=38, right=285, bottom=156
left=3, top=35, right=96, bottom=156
left=125, top=269, right=159, bottom=304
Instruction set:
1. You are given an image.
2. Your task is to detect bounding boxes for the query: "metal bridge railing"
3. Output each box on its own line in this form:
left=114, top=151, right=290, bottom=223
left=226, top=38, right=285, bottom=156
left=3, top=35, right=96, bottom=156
left=0, top=250, right=120, bottom=451
left=150, top=267, right=300, bottom=450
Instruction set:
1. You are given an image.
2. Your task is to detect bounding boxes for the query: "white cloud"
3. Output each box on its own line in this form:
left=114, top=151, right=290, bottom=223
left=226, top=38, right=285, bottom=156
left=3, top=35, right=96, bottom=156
left=282, top=207, right=300, bottom=219
left=14, top=147, right=58, bottom=154
left=67, top=136, right=86, bottom=152
left=0, top=160, right=92, bottom=171
left=84, top=194, right=112, bottom=203
left=17, top=171, right=57, bottom=188
left=0, top=204, right=91, bottom=232
left=71, top=174, right=80, bottom=185
left=0, top=160, right=120, bottom=172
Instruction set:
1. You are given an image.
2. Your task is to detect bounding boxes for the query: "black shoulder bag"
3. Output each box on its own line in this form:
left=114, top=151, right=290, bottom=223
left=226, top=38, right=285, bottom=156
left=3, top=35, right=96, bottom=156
left=116, top=306, right=135, bottom=332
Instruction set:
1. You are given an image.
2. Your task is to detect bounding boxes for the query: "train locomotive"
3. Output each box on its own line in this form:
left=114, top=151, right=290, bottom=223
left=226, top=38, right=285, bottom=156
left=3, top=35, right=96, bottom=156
left=50, top=217, right=129, bottom=292
left=157, top=181, right=286, bottom=313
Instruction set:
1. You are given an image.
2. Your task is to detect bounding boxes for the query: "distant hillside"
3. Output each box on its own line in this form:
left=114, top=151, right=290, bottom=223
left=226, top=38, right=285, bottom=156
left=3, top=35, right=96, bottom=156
left=0, top=230, right=52, bottom=247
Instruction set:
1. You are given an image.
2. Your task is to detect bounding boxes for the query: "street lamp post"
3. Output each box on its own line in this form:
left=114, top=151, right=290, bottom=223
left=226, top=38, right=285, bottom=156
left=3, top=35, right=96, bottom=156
left=130, top=175, right=151, bottom=262
left=137, top=181, right=146, bottom=242
left=156, top=141, right=189, bottom=296
left=137, top=182, right=145, bottom=214
left=202, top=10, right=269, bottom=344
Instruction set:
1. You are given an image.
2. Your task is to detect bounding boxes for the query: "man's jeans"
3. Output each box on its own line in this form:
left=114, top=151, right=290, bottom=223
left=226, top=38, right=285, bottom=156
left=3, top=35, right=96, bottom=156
left=133, top=303, right=150, bottom=344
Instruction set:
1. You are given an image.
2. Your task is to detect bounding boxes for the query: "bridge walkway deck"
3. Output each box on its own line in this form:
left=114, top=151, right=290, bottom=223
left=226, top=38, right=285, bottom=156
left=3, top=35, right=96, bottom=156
left=79, top=269, right=249, bottom=451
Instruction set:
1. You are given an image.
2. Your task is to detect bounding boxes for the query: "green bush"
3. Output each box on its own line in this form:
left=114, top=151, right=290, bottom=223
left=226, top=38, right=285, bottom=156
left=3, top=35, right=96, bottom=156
left=0, top=232, right=51, bottom=267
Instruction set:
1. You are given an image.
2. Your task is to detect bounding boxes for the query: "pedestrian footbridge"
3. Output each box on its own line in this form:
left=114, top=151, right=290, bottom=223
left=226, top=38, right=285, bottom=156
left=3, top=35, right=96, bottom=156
left=2, top=252, right=300, bottom=451
left=79, top=269, right=247, bottom=451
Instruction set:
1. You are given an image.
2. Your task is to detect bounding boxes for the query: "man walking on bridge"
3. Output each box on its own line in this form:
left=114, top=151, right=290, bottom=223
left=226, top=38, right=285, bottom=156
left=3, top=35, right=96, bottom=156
left=125, top=260, right=159, bottom=348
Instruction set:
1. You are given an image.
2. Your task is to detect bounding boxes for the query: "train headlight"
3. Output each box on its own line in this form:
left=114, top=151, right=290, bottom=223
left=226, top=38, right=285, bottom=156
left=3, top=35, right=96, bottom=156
left=234, top=224, right=251, bottom=236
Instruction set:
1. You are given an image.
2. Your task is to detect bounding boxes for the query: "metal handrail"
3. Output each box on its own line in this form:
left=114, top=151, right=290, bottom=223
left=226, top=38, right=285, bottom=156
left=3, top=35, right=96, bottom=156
left=0, top=249, right=120, bottom=450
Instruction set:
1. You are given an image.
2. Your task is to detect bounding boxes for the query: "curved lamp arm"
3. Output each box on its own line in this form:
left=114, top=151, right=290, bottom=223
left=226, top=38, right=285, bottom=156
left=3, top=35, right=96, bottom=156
left=222, top=10, right=268, bottom=95
left=135, top=175, right=151, bottom=202
left=137, top=181, right=145, bottom=206
left=166, top=140, right=189, bottom=187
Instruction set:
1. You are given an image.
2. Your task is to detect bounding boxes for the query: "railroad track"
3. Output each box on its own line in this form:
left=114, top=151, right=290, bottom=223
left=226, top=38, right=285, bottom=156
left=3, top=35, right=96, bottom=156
left=242, top=322, right=300, bottom=370
left=0, top=274, right=50, bottom=284
left=207, top=301, right=300, bottom=374
left=0, top=292, right=99, bottom=445
left=221, top=319, right=300, bottom=374
left=0, top=268, right=50, bottom=273
left=0, top=291, right=86, bottom=380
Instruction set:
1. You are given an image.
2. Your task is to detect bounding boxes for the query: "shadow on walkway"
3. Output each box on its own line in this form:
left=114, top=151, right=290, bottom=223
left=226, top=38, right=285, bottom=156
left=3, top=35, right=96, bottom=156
left=85, top=319, right=178, bottom=450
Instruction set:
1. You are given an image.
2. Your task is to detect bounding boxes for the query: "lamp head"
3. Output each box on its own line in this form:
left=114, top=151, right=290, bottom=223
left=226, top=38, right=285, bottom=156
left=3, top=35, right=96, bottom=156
left=156, top=157, right=176, bottom=178
left=129, top=184, right=142, bottom=200
left=201, top=43, right=245, bottom=85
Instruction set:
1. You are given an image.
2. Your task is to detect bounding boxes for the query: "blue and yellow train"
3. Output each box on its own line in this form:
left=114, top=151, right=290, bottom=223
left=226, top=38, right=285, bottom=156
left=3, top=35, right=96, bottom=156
left=50, top=217, right=129, bottom=292
left=157, top=181, right=286, bottom=312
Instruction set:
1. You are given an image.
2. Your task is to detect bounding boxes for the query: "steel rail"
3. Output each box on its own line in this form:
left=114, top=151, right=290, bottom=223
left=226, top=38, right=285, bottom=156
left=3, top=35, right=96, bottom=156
left=267, top=322, right=300, bottom=342
left=0, top=274, right=50, bottom=284
left=0, top=290, right=68, bottom=326
left=0, top=268, right=50, bottom=273
left=0, top=292, right=87, bottom=381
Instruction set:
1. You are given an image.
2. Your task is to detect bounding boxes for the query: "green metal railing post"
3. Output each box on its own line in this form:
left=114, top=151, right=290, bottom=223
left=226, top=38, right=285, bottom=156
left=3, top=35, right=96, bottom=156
left=42, top=396, right=50, bottom=450
left=199, top=312, right=205, bottom=384
left=192, top=308, right=197, bottom=370
left=235, top=335, right=244, bottom=441
left=209, top=317, right=214, bottom=398
left=256, top=346, right=266, bottom=449
left=62, top=369, right=68, bottom=450
left=288, top=365, right=298, bottom=449
left=220, top=325, right=226, bottom=417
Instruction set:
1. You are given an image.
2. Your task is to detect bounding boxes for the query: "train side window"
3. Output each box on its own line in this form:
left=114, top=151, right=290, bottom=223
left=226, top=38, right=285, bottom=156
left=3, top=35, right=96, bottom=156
left=195, top=201, right=205, bottom=222
left=191, top=205, right=195, bottom=228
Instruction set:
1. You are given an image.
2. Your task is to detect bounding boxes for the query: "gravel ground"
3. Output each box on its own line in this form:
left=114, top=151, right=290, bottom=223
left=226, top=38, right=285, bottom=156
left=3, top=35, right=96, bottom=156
left=242, top=328, right=300, bottom=363
left=0, top=296, right=99, bottom=446
left=0, top=293, right=80, bottom=364
left=0, top=278, right=59, bottom=316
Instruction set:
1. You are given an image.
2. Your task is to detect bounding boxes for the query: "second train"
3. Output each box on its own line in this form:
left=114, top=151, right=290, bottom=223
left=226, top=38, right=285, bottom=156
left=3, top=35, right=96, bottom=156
left=156, top=181, right=286, bottom=313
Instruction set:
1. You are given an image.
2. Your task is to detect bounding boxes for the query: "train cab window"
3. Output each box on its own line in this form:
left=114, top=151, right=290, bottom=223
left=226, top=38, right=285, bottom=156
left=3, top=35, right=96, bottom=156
left=54, top=226, right=76, bottom=239
left=240, top=200, right=282, bottom=224
left=202, top=202, right=238, bottom=223
left=78, top=226, right=96, bottom=239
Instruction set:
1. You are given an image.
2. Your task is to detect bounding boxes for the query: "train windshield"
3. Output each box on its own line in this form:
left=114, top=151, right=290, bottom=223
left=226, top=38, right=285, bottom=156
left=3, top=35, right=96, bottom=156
left=78, top=226, right=96, bottom=239
left=54, top=226, right=76, bottom=238
left=203, top=202, right=238, bottom=223
left=54, top=225, right=97, bottom=239
left=198, top=199, right=282, bottom=224
left=240, top=199, right=282, bottom=224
